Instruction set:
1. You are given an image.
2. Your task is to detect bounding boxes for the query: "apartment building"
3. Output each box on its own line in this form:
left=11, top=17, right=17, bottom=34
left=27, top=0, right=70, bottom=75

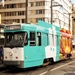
left=0, top=14, right=5, bottom=46
left=72, top=4, right=75, bottom=40
left=0, top=0, right=73, bottom=31
left=0, top=24, right=5, bottom=46
left=53, top=0, right=72, bottom=31
left=0, top=0, right=45, bottom=24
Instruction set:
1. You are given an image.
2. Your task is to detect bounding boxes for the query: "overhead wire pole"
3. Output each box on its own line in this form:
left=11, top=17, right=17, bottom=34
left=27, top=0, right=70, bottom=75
left=50, top=0, right=62, bottom=24
left=26, top=0, right=28, bottom=23
left=69, top=13, right=70, bottom=31
left=51, top=0, right=53, bottom=24
left=64, top=13, right=73, bottom=31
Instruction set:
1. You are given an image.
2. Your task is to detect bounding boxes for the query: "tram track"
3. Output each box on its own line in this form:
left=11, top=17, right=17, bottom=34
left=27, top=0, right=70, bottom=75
left=0, top=57, right=75, bottom=75
left=39, top=57, right=75, bottom=75
left=0, top=66, right=10, bottom=75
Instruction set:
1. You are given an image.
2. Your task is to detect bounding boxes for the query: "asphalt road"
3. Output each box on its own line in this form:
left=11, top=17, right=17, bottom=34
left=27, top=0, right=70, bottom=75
left=0, top=50, right=75, bottom=75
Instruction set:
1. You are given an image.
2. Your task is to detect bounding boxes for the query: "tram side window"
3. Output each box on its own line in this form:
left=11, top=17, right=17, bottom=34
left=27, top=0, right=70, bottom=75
left=37, top=32, right=41, bottom=46
left=30, top=32, right=36, bottom=46
left=42, top=33, right=48, bottom=46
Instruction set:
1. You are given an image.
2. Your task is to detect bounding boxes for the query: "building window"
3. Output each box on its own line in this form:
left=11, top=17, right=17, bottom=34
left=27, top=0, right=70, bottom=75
left=5, top=5, right=9, bottom=8
left=36, top=10, right=45, bottom=14
left=10, top=4, right=16, bottom=8
left=18, top=3, right=23, bottom=8
left=22, top=19, right=25, bottom=23
left=36, top=1, right=45, bottom=6
left=36, top=18, right=45, bottom=22
left=18, top=11, right=24, bottom=15
left=30, top=2, right=34, bottom=7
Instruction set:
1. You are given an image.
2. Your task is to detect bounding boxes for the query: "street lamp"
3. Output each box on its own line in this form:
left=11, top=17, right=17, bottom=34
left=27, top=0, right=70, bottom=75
left=51, top=0, right=62, bottom=24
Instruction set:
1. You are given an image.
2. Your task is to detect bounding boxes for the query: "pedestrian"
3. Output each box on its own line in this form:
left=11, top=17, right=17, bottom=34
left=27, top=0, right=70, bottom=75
left=0, top=46, right=3, bottom=64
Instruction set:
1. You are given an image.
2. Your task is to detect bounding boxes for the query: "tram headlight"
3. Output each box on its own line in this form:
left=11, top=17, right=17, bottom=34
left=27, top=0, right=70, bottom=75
left=9, top=52, right=13, bottom=56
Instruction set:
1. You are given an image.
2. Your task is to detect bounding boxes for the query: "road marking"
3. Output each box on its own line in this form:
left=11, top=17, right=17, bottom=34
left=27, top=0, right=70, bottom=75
left=39, top=60, right=75, bottom=75
left=51, top=60, right=75, bottom=71
left=39, top=71, right=47, bottom=75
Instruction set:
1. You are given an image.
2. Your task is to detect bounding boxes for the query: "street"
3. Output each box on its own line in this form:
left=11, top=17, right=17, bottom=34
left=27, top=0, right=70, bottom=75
left=0, top=50, right=75, bottom=75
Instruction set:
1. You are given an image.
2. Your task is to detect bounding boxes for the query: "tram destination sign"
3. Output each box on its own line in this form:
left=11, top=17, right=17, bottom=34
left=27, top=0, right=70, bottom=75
left=6, top=25, right=21, bottom=30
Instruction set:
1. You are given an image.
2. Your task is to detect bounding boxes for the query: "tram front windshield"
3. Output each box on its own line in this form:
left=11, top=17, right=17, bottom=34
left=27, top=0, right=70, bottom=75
left=4, top=32, right=27, bottom=47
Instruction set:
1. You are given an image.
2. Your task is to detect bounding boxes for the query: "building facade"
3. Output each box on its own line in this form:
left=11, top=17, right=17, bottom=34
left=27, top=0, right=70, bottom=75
left=0, top=0, right=73, bottom=31
left=53, top=0, right=72, bottom=31
left=72, top=4, right=75, bottom=40
left=0, top=14, right=5, bottom=46
left=0, top=24, right=5, bottom=46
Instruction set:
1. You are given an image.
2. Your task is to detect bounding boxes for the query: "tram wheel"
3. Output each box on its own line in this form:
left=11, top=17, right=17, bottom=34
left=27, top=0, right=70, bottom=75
left=67, top=54, right=71, bottom=59
left=50, top=58, right=54, bottom=64
left=42, top=58, right=51, bottom=66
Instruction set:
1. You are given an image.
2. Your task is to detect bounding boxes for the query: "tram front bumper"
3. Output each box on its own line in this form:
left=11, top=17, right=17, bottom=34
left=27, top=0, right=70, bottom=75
left=3, top=61, right=24, bottom=68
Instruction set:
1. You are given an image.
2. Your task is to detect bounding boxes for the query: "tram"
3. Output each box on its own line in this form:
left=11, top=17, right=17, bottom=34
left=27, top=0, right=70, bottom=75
left=3, top=20, right=72, bottom=68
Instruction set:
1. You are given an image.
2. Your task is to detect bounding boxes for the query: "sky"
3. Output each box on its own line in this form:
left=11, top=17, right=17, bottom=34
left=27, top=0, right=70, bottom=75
left=72, top=0, right=75, bottom=5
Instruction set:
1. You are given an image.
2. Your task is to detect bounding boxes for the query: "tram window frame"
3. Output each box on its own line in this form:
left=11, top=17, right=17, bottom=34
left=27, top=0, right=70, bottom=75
left=24, top=32, right=28, bottom=46
left=37, top=32, right=41, bottom=46
left=54, top=35, right=56, bottom=46
left=56, top=35, right=59, bottom=46
left=30, top=31, right=36, bottom=46
left=52, top=34, right=54, bottom=46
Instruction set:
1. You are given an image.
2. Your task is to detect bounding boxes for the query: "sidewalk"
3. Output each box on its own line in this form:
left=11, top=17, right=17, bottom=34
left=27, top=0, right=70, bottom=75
left=72, top=49, right=75, bottom=57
